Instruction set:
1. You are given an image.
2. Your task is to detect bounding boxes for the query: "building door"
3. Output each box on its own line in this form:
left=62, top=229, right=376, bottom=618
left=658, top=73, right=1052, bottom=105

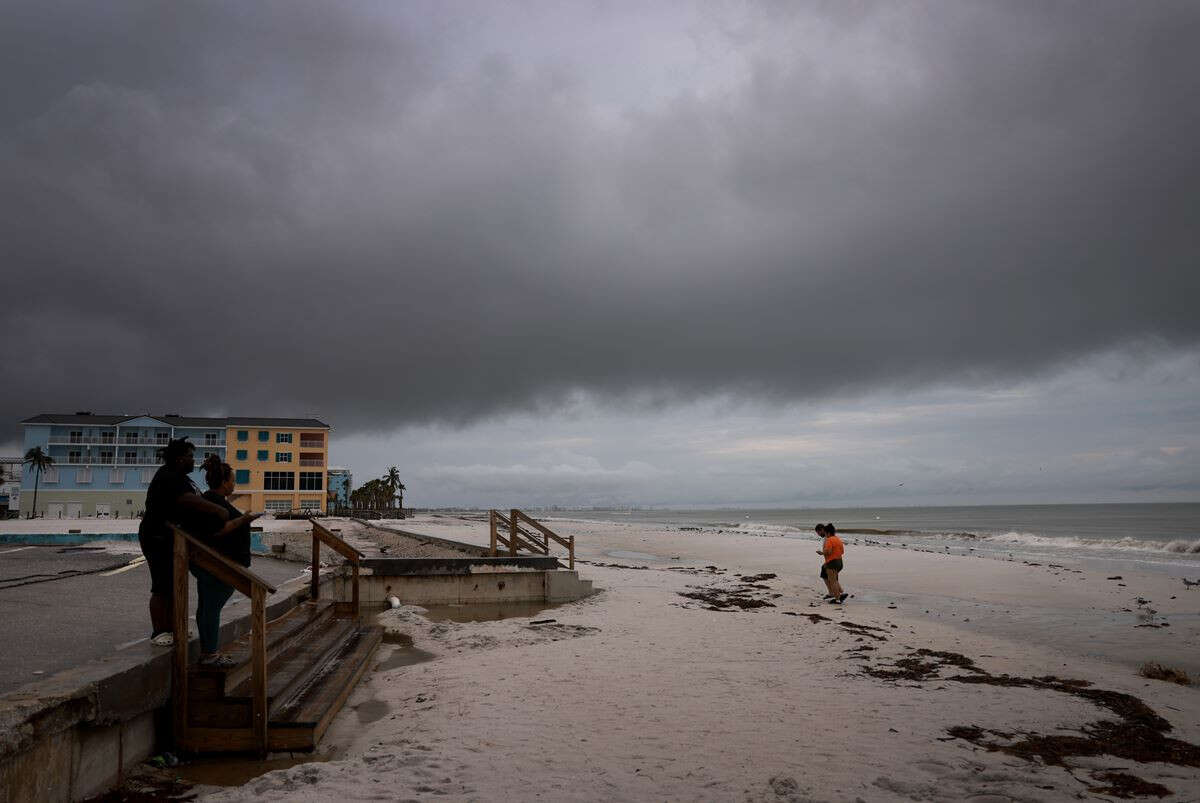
left=48, top=503, right=65, bottom=519
left=95, top=503, right=111, bottom=518
left=67, top=502, right=82, bottom=519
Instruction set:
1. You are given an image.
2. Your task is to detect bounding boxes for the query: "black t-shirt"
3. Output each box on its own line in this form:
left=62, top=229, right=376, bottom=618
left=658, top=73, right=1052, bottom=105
left=138, top=465, right=200, bottom=544
left=200, top=491, right=252, bottom=567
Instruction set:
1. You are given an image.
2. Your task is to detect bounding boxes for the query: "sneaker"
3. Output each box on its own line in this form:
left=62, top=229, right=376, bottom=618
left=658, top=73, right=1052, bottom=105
left=838, top=593, right=849, bottom=603
left=827, top=597, right=842, bottom=605
left=150, top=632, right=174, bottom=646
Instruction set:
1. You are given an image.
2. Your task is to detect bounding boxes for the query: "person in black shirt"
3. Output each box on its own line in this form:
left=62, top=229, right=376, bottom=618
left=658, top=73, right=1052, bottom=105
left=138, top=438, right=230, bottom=646
left=194, top=455, right=262, bottom=666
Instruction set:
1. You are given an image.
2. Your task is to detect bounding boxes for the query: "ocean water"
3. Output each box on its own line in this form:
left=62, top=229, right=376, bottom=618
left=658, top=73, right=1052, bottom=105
left=557, top=503, right=1200, bottom=576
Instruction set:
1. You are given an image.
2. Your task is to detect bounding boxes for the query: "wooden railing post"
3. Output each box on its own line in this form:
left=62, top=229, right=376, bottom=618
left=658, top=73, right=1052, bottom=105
left=311, top=525, right=320, bottom=601
left=509, top=509, right=518, bottom=558
left=569, top=535, right=575, bottom=570
left=489, top=510, right=497, bottom=556
left=250, top=585, right=268, bottom=754
left=172, top=534, right=189, bottom=747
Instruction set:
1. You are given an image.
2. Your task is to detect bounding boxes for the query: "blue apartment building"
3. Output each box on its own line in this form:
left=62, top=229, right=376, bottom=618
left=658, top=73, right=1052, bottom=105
left=19, top=413, right=230, bottom=519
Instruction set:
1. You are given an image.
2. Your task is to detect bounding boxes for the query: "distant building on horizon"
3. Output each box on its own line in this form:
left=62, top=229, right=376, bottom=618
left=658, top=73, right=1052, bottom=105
left=19, top=413, right=331, bottom=519
left=327, top=467, right=352, bottom=510
left=0, top=457, right=21, bottom=518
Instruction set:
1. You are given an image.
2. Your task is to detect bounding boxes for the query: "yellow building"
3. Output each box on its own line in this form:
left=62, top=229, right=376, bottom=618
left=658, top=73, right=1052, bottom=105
left=225, top=418, right=330, bottom=514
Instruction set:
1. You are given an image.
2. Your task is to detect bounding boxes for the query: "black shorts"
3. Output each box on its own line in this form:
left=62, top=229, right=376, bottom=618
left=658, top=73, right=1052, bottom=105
left=820, top=558, right=843, bottom=579
left=139, top=531, right=174, bottom=596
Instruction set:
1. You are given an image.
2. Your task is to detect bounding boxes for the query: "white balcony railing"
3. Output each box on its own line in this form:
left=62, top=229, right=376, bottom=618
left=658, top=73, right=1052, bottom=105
left=298, top=459, right=323, bottom=466
left=299, top=440, right=324, bottom=449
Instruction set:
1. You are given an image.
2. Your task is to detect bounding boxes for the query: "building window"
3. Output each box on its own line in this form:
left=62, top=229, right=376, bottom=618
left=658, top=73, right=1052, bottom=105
left=124, top=432, right=139, bottom=444
left=275, top=452, right=292, bottom=463
left=235, top=469, right=250, bottom=485
left=101, top=432, right=115, bottom=444
left=299, top=472, right=323, bottom=490
left=257, top=450, right=269, bottom=461
left=69, top=430, right=83, bottom=444
left=265, top=499, right=293, bottom=512
left=68, top=450, right=82, bottom=463
left=300, top=432, right=324, bottom=448
left=124, top=451, right=138, bottom=465
left=263, top=471, right=294, bottom=490
left=155, top=432, right=169, bottom=445
left=204, top=433, right=220, bottom=446
left=276, top=432, right=293, bottom=444
left=300, top=499, right=322, bottom=510
left=237, top=430, right=249, bottom=442
left=100, top=450, right=113, bottom=464
left=258, top=431, right=269, bottom=442
left=236, top=450, right=247, bottom=460
left=110, top=469, right=125, bottom=484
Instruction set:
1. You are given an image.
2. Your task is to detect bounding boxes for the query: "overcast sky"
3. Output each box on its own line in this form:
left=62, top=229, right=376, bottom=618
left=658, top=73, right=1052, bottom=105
left=2, top=1, right=1197, bottom=507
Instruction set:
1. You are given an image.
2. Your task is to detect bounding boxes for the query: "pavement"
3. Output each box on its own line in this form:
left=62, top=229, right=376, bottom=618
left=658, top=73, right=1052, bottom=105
left=0, top=544, right=308, bottom=696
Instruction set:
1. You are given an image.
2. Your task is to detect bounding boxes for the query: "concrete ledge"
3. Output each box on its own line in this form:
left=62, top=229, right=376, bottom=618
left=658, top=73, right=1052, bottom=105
left=0, top=571, right=335, bottom=802
left=361, top=556, right=562, bottom=575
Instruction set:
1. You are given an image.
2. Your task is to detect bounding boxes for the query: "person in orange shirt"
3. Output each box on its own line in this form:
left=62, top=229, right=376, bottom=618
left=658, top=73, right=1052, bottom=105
left=816, top=522, right=847, bottom=604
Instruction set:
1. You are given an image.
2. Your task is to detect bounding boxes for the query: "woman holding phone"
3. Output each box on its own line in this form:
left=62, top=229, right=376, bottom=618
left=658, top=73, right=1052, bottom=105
left=194, top=454, right=263, bottom=666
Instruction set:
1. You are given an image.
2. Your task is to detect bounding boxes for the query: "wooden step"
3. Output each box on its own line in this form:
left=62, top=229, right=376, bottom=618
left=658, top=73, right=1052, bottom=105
left=269, top=625, right=384, bottom=751
left=178, top=625, right=383, bottom=753
left=189, top=599, right=336, bottom=699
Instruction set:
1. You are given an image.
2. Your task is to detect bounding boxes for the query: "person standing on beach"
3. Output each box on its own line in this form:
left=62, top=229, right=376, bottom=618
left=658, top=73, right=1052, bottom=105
left=138, top=437, right=230, bottom=646
left=817, top=523, right=847, bottom=604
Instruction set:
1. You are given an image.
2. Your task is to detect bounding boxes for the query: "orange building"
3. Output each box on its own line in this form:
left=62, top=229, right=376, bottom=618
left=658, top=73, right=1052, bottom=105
left=226, top=418, right=330, bottom=514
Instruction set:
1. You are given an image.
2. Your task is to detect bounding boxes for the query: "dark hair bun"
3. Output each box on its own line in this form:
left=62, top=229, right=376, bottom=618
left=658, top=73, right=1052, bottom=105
left=826, top=523, right=836, bottom=534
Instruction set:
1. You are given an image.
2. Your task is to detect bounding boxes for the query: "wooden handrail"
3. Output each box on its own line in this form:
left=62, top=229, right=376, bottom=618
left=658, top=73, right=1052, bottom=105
left=308, top=518, right=363, bottom=617
left=488, top=509, right=575, bottom=569
left=170, top=523, right=276, bottom=755
left=312, top=519, right=365, bottom=562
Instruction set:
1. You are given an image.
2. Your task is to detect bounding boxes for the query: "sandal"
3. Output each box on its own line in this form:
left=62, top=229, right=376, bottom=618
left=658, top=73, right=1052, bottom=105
left=198, top=654, right=237, bottom=669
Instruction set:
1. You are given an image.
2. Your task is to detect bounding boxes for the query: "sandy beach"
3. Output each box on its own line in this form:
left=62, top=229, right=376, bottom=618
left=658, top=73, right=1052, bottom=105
left=180, top=513, right=1200, bottom=801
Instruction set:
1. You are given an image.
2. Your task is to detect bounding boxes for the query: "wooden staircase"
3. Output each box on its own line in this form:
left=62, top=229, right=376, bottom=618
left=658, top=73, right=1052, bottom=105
left=169, top=520, right=381, bottom=754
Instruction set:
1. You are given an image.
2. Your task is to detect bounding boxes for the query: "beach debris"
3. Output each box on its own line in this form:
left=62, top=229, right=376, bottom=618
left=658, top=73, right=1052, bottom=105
left=677, top=586, right=775, bottom=611
left=1107, top=575, right=1123, bottom=580
left=856, top=648, right=1200, bottom=798
left=1182, top=578, right=1199, bottom=588
left=528, top=618, right=557, bottom=625
left=1138, top=662, right=1191, bottom=686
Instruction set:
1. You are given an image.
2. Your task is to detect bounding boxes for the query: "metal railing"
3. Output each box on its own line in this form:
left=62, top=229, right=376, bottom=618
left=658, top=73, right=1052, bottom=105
left=488, top=509, right=574, bottom=569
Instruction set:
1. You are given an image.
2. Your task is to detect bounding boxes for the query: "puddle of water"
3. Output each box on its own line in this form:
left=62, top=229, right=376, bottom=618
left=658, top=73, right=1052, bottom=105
left=377, top=645, right=435, bottom=671
left=354, top=698, right=391, bottom=724
left=418, top=599, right=564, bottom=623
left=605, top=549, right=663, bottom=562
left=173, top=752, right=328, bottom=787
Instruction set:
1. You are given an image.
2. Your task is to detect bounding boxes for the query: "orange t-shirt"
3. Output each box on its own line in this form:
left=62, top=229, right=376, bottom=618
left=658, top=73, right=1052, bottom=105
left=823, top=535, right=844, bottom=562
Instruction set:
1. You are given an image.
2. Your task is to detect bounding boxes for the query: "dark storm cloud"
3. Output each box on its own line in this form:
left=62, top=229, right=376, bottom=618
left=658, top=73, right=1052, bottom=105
left=2, top=1, right=1198, bottom=436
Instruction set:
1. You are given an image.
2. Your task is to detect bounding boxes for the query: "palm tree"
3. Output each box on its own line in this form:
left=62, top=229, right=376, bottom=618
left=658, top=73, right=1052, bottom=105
left=382, top=466, right=405, bottom=510
left=22, top=447, right=54, bottom=519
